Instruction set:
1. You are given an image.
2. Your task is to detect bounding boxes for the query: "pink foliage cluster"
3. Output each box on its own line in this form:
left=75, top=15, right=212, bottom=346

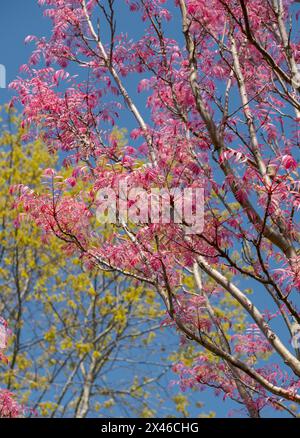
left=232, top=324, right=273, bottom=356
left=0, top=318, right=24, bottom=418
left=172, top=320, right=300, bottom=414
left=173, top=356, right=300, bottom=415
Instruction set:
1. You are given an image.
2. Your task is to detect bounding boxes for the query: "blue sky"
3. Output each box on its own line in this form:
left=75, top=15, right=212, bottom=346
left=0, top=0, right=295, bottom=418
left=0, top=1, right=49, bottom=103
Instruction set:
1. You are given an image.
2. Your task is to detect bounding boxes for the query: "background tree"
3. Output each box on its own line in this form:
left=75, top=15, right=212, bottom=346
left=10, top=0, right=300, bottom=417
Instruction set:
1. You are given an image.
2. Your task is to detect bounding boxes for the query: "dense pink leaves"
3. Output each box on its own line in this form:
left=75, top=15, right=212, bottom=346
left=232, top=325, right=273, bottom=356
left=0, top=319, right=24, bottom=418
left=0, top=391, right=24, bottom=419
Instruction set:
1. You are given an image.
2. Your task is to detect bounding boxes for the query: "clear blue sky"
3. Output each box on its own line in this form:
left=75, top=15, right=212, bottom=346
left=0, top=0, right=292, bottom=418
left=0, top=1, right=50, bottom=103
